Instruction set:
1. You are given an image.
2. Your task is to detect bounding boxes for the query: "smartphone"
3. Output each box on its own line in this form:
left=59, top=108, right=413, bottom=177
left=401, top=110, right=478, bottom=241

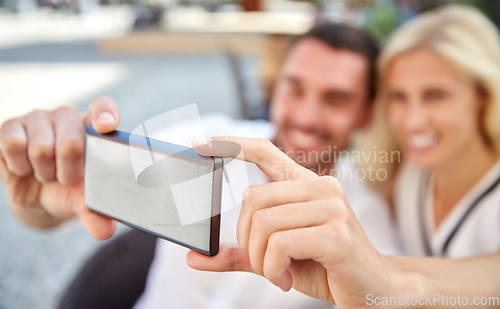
left=84, top=125, right=222, bottom=256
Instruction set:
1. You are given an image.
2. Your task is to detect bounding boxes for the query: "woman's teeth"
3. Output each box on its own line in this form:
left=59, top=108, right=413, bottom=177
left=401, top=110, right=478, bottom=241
left=290, top=130, right=320, bottom=148
left=408, top=133, right=438, bottom=149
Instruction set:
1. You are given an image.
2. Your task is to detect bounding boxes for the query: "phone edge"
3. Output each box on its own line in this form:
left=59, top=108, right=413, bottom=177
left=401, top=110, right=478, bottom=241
left=84, top=126, right=222, bottom=256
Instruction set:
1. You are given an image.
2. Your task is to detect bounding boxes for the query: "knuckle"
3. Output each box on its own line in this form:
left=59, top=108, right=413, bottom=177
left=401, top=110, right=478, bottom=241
left=243, top=185, right=260, bottom=206
left=318, top=176, right=343, bottom=194
left=329, top=197, right=349, bottom=219
left=318, top=175, right=337, bottom=187
left=267, top=232, right=286, bottom=252
left=0, top=137, right=26, bottom=154
left=29, top=143, right=54, bottom=161
left=327, top=220, right=352, bottom=246
left=1, top=118, right=19, bottom=131
left=28, top=109, right=47, bottom=120
left=58, top=172, right=77, bottom=186
left=58, top=139, right=84, bottom=160
left=255, top=138, right=269, bottom=145
left=251, top=209, right=272, bottom=232
left=320, top=199, right=338, bottom=218
left=55, top=105, right=77, bottom=116
left=258, top=138, right=274, bottom=150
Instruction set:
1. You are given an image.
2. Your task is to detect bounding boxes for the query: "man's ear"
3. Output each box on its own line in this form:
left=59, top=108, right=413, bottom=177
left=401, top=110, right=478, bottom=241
left=358, top=101, right=374, bottom=130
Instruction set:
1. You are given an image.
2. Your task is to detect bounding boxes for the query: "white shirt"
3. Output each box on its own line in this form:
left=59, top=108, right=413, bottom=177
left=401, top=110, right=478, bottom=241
left=134, top=114, right=401, bottom=309
left=394, top=160, right=500, bottom=258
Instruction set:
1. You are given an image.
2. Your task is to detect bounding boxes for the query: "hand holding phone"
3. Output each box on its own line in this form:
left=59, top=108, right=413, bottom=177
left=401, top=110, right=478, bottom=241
left=0, top=97, right=120, bottom=239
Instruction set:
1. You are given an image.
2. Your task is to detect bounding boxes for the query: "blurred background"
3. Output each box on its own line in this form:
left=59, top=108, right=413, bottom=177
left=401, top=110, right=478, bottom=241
left=0, top=0, right=499, bottom=308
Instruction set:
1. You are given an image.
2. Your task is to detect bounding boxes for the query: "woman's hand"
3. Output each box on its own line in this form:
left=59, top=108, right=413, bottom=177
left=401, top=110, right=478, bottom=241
left=0, top=96, right=120, bottom=239
left=187, top=137, right=404, bottom=308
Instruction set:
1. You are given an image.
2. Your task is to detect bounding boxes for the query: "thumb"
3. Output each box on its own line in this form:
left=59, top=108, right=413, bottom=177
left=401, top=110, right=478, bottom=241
left=186, top=243, right=255, bottom=273
left=79, top=206, right=117, bottom=240
left=191, top=136, right=317, bottom=181
left=85, top=96, right=120, bottom=134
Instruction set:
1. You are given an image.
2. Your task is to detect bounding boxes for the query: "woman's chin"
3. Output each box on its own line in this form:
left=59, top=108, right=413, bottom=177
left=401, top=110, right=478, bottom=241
left=405, top=152, right=441, bottom=171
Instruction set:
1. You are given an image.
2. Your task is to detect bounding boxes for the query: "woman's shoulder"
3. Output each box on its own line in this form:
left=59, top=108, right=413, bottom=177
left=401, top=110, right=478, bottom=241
left=392, top=162, right=427, bottom=213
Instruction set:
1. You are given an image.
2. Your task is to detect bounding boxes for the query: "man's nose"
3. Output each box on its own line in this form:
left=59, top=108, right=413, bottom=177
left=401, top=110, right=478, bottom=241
left=293, top=97, right=322, bottom=127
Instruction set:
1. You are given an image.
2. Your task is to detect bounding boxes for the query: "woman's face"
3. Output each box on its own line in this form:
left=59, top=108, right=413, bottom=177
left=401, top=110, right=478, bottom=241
left=386, top=48, right=485, bottom=170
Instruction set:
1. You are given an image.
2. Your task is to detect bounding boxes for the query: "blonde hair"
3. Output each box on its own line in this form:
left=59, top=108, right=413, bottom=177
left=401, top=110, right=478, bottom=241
left=359, top=4, right=500, bottom=195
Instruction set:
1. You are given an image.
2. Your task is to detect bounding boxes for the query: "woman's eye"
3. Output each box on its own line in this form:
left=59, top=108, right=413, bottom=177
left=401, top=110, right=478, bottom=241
left=387, top=92, right=406, bottom=103
left=424, top=89, right=447, bottom=101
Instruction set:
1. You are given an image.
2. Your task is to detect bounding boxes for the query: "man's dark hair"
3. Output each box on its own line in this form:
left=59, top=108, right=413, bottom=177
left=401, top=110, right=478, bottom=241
left=293, top=23, right=380, bottom=103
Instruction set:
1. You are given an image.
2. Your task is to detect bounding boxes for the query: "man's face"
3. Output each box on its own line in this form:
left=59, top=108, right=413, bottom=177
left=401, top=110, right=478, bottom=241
left=270, top=38, right=371, bottom=169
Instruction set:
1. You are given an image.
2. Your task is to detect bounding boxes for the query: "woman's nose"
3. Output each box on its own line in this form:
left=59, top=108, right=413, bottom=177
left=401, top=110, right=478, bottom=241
left=404, top=101, right=430, bottom=131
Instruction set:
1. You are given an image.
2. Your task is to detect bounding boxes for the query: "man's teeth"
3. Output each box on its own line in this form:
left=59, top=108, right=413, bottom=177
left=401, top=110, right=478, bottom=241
left=290, top=130, right=320, bottom=148
left=408, top=133, right=438, bottom=149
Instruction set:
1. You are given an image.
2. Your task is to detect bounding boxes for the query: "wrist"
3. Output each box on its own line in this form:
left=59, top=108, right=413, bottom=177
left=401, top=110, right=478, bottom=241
left=381, top=255, right=428, bottom=309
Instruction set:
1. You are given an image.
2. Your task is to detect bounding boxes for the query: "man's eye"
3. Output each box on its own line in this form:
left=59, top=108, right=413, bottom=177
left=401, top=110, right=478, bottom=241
left=288, top=87, right=299, bottom=95
left=324, top=93, right=351, bottom=107
left=288, top=88, right=302, bottom=98
left=326, top=98, right=348, bottom=107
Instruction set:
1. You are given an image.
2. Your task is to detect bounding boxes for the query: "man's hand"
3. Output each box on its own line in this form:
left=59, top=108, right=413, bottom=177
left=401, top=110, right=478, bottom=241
left=0, top=96, right=120, bottom=239
left=187, top=137, right=398, bottom=308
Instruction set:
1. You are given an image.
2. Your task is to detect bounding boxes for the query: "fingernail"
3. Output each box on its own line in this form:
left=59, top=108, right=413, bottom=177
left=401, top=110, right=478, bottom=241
left=190, top=137, right=211, bottom=146
left=97, top=112, right=115, bottom=124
